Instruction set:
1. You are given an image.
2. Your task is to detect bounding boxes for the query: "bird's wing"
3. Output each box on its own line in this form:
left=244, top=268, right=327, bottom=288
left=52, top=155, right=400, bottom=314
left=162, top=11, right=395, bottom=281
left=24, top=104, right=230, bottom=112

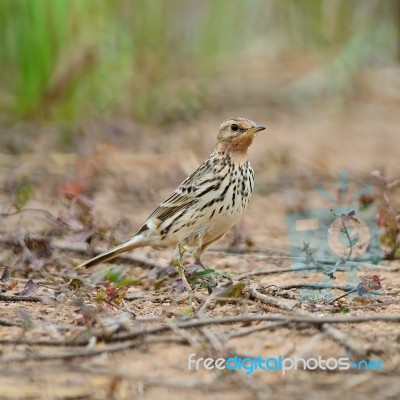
left=146, top=192, right=197, bottom=223
left=136, top=156, right=223, bottom=234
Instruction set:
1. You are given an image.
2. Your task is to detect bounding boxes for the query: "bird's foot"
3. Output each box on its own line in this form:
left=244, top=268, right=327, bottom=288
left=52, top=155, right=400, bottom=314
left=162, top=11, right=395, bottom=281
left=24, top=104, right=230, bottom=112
left=194, top=255, right=208, bottom=270
left=186, top=262, right=204, bottom=275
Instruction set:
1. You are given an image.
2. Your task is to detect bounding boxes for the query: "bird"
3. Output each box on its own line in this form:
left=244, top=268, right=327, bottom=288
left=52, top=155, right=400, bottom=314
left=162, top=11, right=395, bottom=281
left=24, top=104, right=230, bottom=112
left=77, top=118, right=266, bottom=289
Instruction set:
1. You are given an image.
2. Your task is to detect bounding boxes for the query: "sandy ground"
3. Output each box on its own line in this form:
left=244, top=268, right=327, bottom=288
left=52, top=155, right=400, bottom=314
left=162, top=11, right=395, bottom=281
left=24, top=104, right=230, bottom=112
left=1, top=66, right=400, bottom=399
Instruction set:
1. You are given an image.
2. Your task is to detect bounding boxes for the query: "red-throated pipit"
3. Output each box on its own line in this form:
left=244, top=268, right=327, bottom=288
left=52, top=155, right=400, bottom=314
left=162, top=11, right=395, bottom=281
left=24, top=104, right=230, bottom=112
left=78, top=118, right=266, bottom=289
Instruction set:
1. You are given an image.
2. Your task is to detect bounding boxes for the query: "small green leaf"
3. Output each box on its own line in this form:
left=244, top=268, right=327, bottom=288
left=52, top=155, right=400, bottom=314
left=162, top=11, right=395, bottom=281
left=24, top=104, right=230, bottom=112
left=340, top=307, right=350, bottom=314
left=191, top=268, right=215, bottom=278
left=69, top=278, right=84, bottom=290
left=104, top=267, right=123, bottom=283
left=14, top=179, right=33, bottom=210
left=216, top=282, right=245, bottom=299
left=181, top=307, right=193, bottom=316
left=214, top=270, right=232, bottom=280
left=117, top=277, right=140, bottom=287
left=171, top=259, right=180, bottom=268
left=154, top=279, right=165, bottom=290
left=94, top=289, right=107, bottom=303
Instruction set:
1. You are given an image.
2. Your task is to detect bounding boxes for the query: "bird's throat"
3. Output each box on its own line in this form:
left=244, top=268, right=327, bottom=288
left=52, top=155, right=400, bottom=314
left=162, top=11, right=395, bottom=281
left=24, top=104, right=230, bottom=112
left=215, top=135, right=254, bottom=164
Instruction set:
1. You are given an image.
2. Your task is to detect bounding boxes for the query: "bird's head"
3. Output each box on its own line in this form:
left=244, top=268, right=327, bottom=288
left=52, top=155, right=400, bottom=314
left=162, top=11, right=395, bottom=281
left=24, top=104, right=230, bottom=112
left=216, top=118, right=266, bottom=157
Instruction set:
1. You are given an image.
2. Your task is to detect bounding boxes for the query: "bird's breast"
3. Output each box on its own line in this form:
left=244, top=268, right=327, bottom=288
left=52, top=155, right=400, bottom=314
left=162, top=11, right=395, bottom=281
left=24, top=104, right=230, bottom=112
left=193, top=161, right=255, bottom=243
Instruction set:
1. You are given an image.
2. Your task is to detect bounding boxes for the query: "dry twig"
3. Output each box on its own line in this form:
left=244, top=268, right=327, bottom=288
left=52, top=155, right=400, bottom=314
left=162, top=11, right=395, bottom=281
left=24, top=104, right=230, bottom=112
left=245, top=286, right=299, bottom=311
left=0, top=294, right=45, bottom=302
left=322, top=323, right=367, bottom=357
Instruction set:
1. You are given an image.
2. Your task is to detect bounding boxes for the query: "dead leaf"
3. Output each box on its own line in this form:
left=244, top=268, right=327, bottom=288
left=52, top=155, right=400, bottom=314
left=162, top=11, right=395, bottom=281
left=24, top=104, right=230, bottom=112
left=18, top=279, right=39, bottom=296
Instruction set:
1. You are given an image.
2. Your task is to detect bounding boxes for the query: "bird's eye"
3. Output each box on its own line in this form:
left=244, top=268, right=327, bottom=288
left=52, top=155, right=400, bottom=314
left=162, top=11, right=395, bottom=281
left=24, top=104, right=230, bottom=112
left=231, top=124, right=239, bottom=131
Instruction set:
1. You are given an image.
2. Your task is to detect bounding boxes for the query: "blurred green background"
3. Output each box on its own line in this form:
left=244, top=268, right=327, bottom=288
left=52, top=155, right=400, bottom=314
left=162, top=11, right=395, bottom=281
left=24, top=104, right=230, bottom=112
left=0, top=0, right=399, bottom=152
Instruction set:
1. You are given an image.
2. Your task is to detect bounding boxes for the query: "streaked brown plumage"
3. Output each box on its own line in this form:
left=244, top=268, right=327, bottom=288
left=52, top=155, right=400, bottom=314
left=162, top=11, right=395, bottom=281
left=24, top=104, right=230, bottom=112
left=78, top=118, right=266, bottom=288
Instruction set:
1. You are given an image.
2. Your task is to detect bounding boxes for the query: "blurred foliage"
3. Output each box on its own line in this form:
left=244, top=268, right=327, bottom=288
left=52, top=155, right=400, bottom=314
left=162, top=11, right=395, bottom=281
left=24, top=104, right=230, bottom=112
left=0, top=0, right=398, bottom=125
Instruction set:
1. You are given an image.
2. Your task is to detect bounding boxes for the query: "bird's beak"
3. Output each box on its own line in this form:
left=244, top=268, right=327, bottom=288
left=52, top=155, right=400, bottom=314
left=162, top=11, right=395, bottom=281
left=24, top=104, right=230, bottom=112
left=247, top=125, right=266, bottom=134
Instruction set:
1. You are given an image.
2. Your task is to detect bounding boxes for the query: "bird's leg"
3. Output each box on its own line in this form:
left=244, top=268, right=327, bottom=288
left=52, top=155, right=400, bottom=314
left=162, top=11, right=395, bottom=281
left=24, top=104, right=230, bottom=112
left=186, top=233, right=209, bottom=270
left=194, top=234, right=224, bottom=270
left=194, top=247, right=208, bottom=270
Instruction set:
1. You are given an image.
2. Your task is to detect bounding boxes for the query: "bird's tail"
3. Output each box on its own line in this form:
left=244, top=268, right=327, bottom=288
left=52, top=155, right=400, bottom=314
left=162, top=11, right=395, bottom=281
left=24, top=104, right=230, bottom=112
left=77, top=234, right=151, bottom=268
